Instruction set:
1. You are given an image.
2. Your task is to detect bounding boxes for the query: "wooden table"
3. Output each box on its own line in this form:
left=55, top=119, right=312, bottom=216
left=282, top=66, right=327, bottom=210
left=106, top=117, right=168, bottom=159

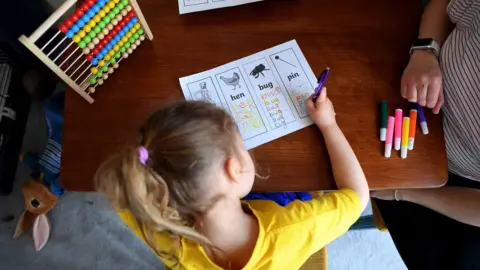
left=61, top=0, right=448, bottom=192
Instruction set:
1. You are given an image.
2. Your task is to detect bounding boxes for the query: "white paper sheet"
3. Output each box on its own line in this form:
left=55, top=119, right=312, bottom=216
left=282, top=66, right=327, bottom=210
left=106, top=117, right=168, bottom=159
left=178, top=0, right=263, bottom=14
left=179, top=40, right=318, bottom=150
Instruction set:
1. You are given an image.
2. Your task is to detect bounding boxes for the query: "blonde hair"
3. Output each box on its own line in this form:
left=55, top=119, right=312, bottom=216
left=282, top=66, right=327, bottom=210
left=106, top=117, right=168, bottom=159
left=94, top=101, right=240, bottom=266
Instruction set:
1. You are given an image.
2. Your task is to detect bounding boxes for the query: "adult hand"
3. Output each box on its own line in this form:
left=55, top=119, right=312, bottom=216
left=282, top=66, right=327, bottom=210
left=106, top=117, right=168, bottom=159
left=307, top=87, right=336, bottom=130
left=371, top=190, right=399, bottom=201
left=401, top=50, right=444, bottom=114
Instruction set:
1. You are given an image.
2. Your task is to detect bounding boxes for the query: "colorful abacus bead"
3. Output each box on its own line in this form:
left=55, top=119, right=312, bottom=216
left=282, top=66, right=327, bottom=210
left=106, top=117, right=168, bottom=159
left=59, top=24, right=68, bottom=33
left=84, top=36, right=92, bottom=44
left=64, top=18, right=74, bottom=28
left=88, top=87, right=96, bottom=94
left=73, top=35, right=81, bottom=43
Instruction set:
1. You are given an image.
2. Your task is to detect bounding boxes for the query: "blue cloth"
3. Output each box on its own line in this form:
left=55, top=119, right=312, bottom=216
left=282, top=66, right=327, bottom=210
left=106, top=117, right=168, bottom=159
left=44, top=90, right=64, bottom=144
left=22, top=90, right=65, bottom=196
left=243, top=192, right=312, bottom=207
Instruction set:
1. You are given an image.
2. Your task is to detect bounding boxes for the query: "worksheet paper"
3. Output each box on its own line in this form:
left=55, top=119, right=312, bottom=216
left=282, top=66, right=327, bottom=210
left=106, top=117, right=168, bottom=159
left=179, top=40, right=317, bottom=150
left=178, top=0, right=263, bottom=14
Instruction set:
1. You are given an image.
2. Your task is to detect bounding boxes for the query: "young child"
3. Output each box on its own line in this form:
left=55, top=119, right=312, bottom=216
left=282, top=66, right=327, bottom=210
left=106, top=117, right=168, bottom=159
left=95, top=87, right=369, bottom=269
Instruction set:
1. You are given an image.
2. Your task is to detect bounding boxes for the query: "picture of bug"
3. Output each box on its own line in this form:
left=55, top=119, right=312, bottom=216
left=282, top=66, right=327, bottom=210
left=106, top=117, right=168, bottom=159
left=249, top=64, right=270, bottom=78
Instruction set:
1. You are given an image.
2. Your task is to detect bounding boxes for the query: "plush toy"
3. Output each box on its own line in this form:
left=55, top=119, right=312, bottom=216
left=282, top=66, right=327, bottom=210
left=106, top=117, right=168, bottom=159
left=21, top=90, right=65, bottom=196
left=13, top=178, right=57, bottom=251
left=13, top=90, right=65, bottom=251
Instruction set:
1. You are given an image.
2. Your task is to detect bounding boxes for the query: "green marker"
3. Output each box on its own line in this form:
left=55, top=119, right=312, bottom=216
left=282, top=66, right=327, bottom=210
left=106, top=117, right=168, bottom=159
left=380, top=100, right=388, bottom=141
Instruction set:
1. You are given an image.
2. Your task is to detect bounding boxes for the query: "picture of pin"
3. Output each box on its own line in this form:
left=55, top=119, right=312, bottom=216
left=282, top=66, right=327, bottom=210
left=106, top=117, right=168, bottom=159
left=274, top=55, right=297, bottom=68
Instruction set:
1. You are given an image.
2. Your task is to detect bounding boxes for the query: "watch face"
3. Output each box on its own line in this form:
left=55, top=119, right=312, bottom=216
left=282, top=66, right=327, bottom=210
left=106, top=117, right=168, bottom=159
left=415, top=38, right=432, bottom=47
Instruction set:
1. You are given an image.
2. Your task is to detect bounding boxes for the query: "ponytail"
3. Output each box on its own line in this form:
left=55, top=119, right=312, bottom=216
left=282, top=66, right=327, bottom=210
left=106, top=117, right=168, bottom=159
left=95, top=101, right=241, bottom=268
left=94, top=147, right=212, bottom=265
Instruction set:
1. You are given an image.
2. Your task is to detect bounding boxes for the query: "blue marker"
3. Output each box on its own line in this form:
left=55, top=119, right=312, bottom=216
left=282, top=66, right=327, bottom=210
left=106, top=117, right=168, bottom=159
left=415, top=103, right=429, bottom=135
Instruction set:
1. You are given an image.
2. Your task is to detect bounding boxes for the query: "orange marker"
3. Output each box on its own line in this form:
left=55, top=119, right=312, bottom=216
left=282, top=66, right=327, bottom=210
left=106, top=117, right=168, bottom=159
left=408, top=109, right=417, bottom=150
left=401, top=117, right=410, bottom=159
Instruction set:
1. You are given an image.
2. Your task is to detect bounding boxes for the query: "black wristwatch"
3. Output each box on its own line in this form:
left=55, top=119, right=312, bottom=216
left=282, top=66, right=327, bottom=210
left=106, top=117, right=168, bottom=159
left=409, top=38, right=440, bottom=58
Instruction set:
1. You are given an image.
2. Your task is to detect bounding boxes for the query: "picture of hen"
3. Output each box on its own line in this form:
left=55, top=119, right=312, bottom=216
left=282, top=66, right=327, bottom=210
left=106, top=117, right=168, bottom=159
left=219, top=72, right=241, bottom=90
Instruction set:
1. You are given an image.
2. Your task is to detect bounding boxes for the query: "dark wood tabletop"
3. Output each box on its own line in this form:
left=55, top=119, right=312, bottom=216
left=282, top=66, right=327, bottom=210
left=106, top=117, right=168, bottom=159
left=61, top=0, right=448, bottom=192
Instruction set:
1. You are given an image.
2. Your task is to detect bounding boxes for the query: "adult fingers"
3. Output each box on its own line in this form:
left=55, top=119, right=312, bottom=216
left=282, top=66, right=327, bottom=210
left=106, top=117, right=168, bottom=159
left=370, top=190, right=385, bottom=199
left=406, top=83, right=417, bottom=102
left=370, top=190, right=394, bottom=200
left=417, top=84, right=428, bottom=106
left=401, top=82, right=408, bottom=99
left=401, top=75, right=408, bottom=99
left=432, top=88, right=444, bottom=114
left=426, top=78, right=441, bottom=108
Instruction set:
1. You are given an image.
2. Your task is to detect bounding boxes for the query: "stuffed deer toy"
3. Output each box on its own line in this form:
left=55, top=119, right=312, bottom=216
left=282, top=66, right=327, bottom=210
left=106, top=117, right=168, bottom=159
left=14, top=179, right=57, bottom=251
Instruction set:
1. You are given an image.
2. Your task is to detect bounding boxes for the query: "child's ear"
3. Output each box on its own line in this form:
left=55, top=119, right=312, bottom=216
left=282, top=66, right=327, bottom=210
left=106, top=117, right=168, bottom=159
left=224, top=157, right=242, bottom=184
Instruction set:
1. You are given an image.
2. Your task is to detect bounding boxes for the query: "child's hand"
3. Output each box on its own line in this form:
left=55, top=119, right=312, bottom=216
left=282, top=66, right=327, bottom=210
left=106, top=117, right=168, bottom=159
left=307, top=87, right=336, bottom=130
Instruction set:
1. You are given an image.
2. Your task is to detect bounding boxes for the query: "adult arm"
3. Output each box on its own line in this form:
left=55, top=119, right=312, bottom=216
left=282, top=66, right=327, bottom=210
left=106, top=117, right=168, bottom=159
left=418, top=0, right=451, bottom=45
left=372, top=187, right=480, bottom=227
left=401, top=0, right=451, bottom=113
left=398, top=187, right=480, bottom=227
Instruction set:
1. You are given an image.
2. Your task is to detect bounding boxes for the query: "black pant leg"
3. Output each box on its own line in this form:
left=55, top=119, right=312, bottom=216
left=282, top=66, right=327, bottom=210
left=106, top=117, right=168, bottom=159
left=375, top=173, right=480, bottom=270
left=375, top=199, right=447, bottom=270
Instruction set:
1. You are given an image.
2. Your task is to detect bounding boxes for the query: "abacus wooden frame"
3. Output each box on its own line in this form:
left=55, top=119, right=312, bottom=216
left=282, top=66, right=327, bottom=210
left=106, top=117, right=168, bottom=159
left=18, top=0, right=153, bottom=104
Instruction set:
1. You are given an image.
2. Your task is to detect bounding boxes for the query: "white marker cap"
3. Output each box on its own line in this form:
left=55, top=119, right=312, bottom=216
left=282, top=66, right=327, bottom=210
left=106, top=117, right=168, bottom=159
left=408, top=138, right=415, bottom=150
left=380, top=128, right=387, bottom=142
left=384, top=144, right=392, bottom=158
left=394, top=138, right=401, bottom=151
left=420, top=122, right=429, bottom=135
left=401, top=146, right=408, bottom=159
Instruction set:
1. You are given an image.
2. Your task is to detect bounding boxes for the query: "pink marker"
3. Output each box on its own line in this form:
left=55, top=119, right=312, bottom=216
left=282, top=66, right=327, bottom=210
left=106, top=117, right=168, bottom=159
left=384, top=116, right=395, bottom=158
left=394, top=109, right=402, bottom=150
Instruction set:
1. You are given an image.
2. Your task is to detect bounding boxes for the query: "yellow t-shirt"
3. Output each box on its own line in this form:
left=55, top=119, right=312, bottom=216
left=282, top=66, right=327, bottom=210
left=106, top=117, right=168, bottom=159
left=118, top=189, right=362, bottom=270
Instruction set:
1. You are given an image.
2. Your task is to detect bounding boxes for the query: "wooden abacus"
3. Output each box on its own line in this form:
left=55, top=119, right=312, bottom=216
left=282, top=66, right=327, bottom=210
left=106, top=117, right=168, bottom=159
left=18, top=0, right=153, bottom=103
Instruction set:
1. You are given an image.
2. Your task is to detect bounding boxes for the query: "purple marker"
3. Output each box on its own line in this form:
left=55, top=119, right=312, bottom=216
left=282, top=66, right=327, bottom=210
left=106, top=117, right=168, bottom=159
left=416, top=103, right=429, bottom=134
left=312, top=67, right=330, bottom=102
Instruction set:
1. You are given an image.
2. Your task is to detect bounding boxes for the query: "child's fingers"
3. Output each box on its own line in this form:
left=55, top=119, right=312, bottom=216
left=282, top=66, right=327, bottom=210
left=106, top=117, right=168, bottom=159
left=317, top=87, right=327, bottom=103
left=307, top=94, right=316, bottom=110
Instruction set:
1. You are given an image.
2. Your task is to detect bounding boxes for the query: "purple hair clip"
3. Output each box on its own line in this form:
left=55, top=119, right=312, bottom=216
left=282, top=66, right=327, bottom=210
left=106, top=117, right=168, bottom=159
left=137, top=146, right=149, bottom=165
